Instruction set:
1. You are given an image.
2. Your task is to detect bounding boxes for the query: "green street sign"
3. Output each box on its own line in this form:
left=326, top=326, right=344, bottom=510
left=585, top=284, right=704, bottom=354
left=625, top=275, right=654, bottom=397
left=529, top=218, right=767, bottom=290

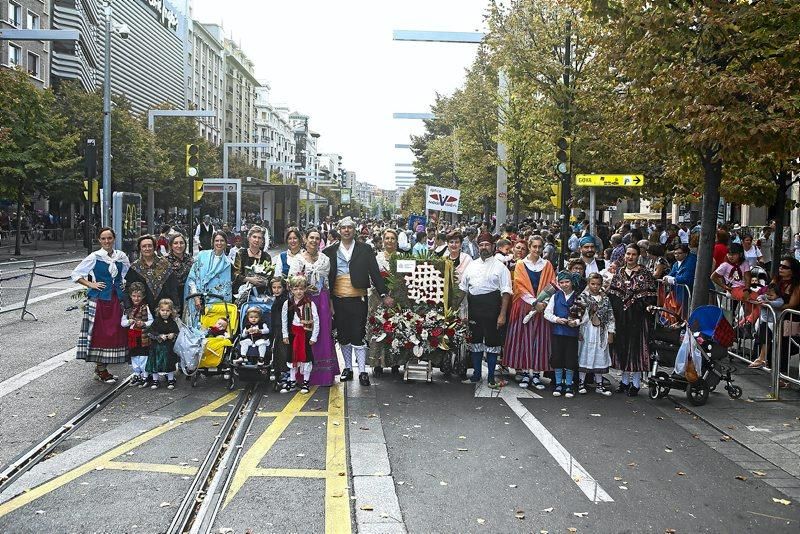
left=575, top=174, right=644, bottom=187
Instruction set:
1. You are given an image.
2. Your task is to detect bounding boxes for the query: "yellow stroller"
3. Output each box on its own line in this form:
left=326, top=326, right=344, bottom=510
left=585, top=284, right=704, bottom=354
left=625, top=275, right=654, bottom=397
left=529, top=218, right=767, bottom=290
left=186, top=293, right=238, bottom=390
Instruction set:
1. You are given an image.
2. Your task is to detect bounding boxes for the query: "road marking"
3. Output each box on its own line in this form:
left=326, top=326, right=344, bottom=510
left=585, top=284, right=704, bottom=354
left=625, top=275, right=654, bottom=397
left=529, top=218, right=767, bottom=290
left=0, top=348, right=75, bottom=399
left=104, top=461, right=199, bottom=476
left=325, top=384, right=351, bottom=534
left=222, top=384, right=351, bottom=534
left=223, top=388, right=317, bottom=506
left=474, top=376, right=613, bottom=503
left=0, top=391, right=238, bottom=519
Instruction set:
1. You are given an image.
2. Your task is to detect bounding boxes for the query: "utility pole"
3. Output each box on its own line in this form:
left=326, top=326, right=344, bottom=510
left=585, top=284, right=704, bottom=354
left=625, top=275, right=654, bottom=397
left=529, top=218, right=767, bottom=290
left=559, top=20, right=572, bottom=268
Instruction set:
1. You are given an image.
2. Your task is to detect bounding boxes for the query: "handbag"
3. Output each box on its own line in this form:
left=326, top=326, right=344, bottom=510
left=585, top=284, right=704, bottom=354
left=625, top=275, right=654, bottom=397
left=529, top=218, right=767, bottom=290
left=684, top=355, right=699, bottom=383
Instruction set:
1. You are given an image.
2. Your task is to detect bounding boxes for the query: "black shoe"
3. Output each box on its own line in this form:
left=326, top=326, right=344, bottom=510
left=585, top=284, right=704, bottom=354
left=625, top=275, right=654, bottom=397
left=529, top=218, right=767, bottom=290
left=373, top=366, right=383, bottom=375
left=340, top=368, right=353, bottom=381
left=616, top=381, right=629, bottom=394
left=627, top=385, right=640, bottom=397
left=300, top=380, right=310, bottom=394
left=139, top=375, right=153, bottom=389
left=359, top=372, right=371, bottom=386
left=391, top=365, right=400, bottom=375
left=167, top=379, right=176, bottom=390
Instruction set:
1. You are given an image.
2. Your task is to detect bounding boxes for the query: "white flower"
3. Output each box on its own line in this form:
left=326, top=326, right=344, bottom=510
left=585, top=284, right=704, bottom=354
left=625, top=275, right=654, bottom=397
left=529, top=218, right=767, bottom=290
left=413, top=345, right=424, bottom=358
left=391, top=338, right=400, bottom=349
left=420, top=330, right=428, bottom=341
left=373, top=333, right=387, bottom=343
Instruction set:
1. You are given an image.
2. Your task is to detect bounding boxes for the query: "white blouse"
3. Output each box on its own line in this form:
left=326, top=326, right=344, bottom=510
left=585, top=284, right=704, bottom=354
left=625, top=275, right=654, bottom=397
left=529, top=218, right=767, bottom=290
left=288, top=253, right=331, bottom=294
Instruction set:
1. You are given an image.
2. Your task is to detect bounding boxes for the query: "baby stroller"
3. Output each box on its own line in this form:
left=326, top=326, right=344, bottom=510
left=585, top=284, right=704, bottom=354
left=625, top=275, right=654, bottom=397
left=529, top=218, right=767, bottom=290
left=231, top=296, right=274, bottom=389
left=185, top=292, right=238, bottom=390
left=648, top=305, right=742, bottom=406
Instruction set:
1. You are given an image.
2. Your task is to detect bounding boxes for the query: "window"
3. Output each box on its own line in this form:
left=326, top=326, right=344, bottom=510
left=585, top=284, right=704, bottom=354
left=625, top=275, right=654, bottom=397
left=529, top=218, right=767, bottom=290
left=27, top=51, right=39, bottom=77
left=8, top=43, right=21, bottom=67
left=7, top=1, right=21, bottom=26
left=26, top=10, right=39, bottom=29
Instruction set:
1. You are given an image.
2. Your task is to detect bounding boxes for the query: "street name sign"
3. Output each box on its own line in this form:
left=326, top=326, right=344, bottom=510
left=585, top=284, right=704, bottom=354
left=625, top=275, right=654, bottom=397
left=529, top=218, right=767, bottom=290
left=576, top=174, right=644, bottom=187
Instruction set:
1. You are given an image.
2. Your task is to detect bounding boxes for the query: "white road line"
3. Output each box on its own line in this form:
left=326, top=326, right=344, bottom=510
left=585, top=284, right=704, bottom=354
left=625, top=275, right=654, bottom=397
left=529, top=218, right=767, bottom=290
left=24, top=286, right=82, bottom=304
left=503, top=395, right=614, bottom=503
left=0, top=348, right=75, bottom=398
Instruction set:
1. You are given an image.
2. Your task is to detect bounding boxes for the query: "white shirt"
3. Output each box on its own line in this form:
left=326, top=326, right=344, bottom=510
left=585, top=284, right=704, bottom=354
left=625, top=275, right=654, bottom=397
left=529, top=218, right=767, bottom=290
left=459, top=256, right=512, bottom=296
left=582, top=256, right=601, bottom=275
left=678, top=229, right=689, bottom=244
left=282, top=300, right=320, bottom=343
left=397, top=231, right=411, bottom=252
left=339, top=240, right=355, bottom=262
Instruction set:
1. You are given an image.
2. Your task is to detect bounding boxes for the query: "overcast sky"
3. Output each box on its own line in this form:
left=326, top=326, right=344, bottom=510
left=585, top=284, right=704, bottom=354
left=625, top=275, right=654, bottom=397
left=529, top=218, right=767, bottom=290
left=189, top=0, right=490, bottom=189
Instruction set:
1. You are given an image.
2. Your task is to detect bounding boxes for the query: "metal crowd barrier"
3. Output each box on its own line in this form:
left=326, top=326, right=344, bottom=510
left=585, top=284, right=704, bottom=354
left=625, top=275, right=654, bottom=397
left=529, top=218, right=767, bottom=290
left=774, top=309, right=800, bottom=399
left=0, top=228, right=84, bottom=250
left=0, top=259, right=37, bottom=320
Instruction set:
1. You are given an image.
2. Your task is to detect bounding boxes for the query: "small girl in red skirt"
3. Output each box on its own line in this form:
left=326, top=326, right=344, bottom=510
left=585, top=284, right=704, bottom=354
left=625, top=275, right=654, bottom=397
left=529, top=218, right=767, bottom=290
left=281, top=276, right=319, bottom=394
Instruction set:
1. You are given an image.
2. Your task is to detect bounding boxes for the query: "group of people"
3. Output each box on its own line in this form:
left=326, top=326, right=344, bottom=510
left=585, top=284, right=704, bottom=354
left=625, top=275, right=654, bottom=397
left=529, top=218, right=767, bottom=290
left=70, top=216, right=390, bottom=392
left=69, top=210, right=798, bottom=396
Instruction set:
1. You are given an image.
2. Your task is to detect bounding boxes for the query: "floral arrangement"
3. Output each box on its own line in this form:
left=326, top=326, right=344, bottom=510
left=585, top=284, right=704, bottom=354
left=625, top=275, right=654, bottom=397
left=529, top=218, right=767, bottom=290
left=246, top=259, right=275, bottom=282
left=369, top=304, right=467, bottom=358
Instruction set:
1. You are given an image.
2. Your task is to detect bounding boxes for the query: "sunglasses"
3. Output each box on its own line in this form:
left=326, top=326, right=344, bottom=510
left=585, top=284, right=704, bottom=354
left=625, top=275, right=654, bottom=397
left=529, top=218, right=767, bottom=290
left=780, top=264, right=791, bottom=269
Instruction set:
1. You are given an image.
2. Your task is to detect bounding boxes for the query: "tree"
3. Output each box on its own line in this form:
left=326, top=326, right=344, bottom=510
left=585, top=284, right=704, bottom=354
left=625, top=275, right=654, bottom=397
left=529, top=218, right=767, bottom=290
left=591, top=0, right=800, bottom=310
left=0, top=69, right=78, bottom=255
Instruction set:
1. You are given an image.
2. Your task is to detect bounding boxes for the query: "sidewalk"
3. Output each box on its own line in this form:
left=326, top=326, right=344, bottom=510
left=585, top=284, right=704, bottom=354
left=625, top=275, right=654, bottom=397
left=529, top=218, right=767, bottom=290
left=0, top=239, right=87, bottom=263
left=668, top=367, right=800, bottom=500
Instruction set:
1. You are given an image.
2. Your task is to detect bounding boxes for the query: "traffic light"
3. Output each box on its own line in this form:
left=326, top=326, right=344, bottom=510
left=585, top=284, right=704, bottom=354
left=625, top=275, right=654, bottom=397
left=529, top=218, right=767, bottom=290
left=556, top=137, right=570, bottom=175
left=550, top=183, right=561, bottom=208
left=193, top=180, right=204, bottom=202
left=185, top=144, right=199, bottom=177
left=83, top=179, right=99, bottom=203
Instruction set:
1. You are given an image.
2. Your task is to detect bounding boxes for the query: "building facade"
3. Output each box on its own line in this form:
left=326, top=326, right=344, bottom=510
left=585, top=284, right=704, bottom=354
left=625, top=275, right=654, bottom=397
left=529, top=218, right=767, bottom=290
left=2, top=0, right=51, bottom=88
left=50, top=0, right=102, bottom=91
left=253, top=86, right=296, bottom=181
left=223, top=37, right=258, bottom=162
left=186, top=21, right=224, bottom=145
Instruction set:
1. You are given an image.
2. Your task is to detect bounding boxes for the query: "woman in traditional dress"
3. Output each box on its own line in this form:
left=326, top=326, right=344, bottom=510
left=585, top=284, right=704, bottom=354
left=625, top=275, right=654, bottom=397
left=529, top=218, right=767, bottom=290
left=444, top=230, right=473, bottom=281
left=185, top=231, right=233, bottom=318
left=288, top=227, right=338, bottom=386
left=504, top=235, right=556, bottom=390
left=371, top=228, right=402, bottom=375
left=71, top=227, right=130, bottom=383
left=232, top=225, right=272, bottom=298
left=273, top=227, right=303, bottom=278
left=125, top=235, right=179, bottom=314
left=166, top=233, right=193, bottom=313
left=607, top=243, right=657, bottom=396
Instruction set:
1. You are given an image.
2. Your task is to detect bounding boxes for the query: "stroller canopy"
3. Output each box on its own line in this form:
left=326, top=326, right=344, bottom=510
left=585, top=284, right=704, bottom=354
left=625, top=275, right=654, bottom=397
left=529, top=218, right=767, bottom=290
left=687, top=305, right=736, bottom=348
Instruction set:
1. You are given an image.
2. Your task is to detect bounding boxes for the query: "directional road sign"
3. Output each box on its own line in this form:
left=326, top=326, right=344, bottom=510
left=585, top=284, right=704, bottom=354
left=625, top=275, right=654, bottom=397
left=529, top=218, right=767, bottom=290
left=575, top=174, right=644, bottom=187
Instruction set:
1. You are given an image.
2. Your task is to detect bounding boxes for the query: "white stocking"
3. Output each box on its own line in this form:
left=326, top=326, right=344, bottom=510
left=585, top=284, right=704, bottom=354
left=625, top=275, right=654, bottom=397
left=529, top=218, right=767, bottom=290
left=354, top=345, right=367, bottom=373
left=341, top=344, right=353, bottom=370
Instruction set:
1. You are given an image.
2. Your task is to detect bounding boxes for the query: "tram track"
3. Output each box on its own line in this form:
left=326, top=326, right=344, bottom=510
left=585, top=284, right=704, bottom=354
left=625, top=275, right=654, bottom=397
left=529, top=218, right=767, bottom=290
left=167, top=382, right=265, bottom=534
left=0, top=375, right=132, bottom=494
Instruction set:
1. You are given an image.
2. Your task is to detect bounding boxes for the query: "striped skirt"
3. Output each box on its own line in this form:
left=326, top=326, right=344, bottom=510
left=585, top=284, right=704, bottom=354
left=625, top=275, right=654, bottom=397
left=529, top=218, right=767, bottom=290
left=76, top=295, right=128, bottom=364
left=503, top=299, right=551, bottom=372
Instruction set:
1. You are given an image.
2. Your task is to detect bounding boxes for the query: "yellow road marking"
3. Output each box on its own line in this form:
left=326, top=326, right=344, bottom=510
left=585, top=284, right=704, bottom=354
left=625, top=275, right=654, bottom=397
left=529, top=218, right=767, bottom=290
left=0, top=391, right=239, bottom=519
left=257, top=411, right=328, bottom=417
left=104, top=461, right=199, bottom=476
left=251, top=467, right=327, bottom=478
left=207, top=411, right=230, bottom=417
left=223, top=387, right=317, bottom=506
left=325, top=383, right=351, bottom=534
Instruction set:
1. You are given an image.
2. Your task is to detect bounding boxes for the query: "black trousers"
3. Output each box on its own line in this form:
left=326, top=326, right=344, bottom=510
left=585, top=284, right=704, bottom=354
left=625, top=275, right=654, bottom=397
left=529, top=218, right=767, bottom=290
left=332, top=296, right=368, bottom=346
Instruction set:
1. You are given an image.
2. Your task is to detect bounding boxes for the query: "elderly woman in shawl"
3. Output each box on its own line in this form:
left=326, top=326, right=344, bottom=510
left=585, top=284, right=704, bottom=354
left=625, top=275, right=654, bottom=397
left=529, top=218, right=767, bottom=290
left=504, top=235, right=557, bottom=390
left=185, top=230, right=233, bottom=318
left=125, top=235, right=179, bottom=314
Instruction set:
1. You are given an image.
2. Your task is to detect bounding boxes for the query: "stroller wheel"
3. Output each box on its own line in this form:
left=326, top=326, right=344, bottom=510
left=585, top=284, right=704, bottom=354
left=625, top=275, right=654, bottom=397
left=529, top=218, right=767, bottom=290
left=726, top=384, right=743, bottom=399
left=686, top=381, right=710, bottom=406
left=648, top=383, right=661, bottom=400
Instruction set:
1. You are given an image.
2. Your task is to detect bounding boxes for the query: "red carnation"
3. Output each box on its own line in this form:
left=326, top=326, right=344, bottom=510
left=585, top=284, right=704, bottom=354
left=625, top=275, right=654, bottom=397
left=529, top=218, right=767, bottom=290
left=405, top=312, right=413, bottom=320
left=381, top=271, right=390, bottom=278
left=446, top=328, right=455, bottom=337
left=369, top=316, right=377, bottom=325
left=431, top=327, right=443, bottom=338
left=429, top=337, right=439, bottom=347
left=415, top=323, right=423, bottom=334
left=403, top=341, right=414, bottom=349
left=383, top=312, right=390, bottom=320
left=383, top=323, right=394, bottom=333
left=426, top=299, right=436, bottom=306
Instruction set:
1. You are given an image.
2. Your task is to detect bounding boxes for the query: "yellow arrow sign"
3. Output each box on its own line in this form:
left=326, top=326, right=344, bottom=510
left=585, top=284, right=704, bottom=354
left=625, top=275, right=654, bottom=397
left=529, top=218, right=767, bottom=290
left=575, top=174, right=644, bottom=187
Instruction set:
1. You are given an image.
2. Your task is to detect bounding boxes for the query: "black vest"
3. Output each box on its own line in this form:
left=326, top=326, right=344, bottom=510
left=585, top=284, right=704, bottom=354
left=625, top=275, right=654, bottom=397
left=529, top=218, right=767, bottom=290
left=198, top=223, right=214, bottom=250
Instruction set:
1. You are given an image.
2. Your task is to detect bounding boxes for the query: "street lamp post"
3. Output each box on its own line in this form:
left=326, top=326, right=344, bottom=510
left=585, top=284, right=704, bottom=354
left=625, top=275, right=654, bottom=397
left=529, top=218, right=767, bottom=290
left=101, top=4, right=130, bottom=227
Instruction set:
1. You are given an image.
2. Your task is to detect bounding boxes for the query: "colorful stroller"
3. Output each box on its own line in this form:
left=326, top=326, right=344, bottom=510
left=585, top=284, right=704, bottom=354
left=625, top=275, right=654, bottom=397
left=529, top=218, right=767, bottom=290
left=186, top=292, right=238, bottom=390
left=231, top=296, right=274, bottom=388
left=648, top=305, right=742, bottom=406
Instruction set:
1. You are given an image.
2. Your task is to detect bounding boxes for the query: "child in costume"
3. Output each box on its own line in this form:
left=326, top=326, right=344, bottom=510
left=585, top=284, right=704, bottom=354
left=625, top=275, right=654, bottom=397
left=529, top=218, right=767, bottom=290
left=281, top=276, right=319, bottom=394
left=577, top=273, right=615, bottom=396
left=270, top=277, right=290, bottom=387
left=544, top=271, right=581, bottom=398
left=122, top=282, right=153, bottom=386
left=145, top=298, right=180, bottom=390
left=236, top=307, right=270, bottom=365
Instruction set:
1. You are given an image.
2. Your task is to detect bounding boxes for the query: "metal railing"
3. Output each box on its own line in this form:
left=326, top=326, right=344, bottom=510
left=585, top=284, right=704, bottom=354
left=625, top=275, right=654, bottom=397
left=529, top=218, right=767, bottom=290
left=774, top=309, right=800, bottom=398
left=0, top=258, right=82, bottom=321
left=0, top=227, right=85, bottom=250
left=0, top=259, right=37, bottom=320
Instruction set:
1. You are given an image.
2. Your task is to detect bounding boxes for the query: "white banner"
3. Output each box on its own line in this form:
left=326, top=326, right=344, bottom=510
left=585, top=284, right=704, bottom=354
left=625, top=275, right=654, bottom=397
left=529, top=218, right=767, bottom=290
left=425, top=186, right=461, bottom=214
